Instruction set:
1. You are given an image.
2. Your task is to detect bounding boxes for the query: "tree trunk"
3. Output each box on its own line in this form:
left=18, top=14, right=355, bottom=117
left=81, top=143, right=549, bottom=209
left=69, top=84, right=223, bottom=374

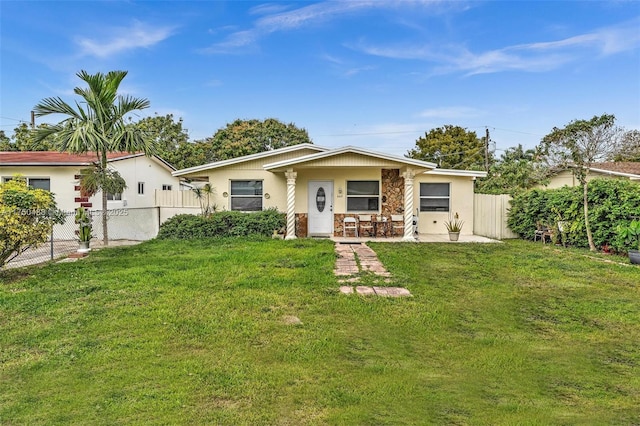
left=102, top=189, right=108, bottom=246
left=583, top=180, right=595, bottom=251
left=101, top=150, right=109, bottom=246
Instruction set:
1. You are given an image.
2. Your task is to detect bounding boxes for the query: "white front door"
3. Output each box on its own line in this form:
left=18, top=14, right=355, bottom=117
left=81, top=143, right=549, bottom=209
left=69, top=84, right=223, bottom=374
left=308, top=181, right=333, bottom=236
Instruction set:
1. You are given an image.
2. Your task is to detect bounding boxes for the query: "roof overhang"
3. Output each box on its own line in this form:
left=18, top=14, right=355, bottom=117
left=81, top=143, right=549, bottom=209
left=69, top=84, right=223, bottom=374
left=263, top=145, right=437, bottom=172
left=587, top=167, right=640, bottom=180
left=172, top=143, right=327, bottom=177
left=424, top=168, right=488, bottom=178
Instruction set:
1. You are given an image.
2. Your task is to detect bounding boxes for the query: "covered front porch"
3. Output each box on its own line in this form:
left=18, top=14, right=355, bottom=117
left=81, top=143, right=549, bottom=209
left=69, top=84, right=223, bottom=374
left=264, top=146, right=435, bottom=242
left=330, top=233, right=500, bottom=244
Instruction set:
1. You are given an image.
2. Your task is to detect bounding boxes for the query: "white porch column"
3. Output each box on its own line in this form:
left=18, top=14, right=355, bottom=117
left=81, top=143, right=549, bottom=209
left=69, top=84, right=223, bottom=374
left=285, top=169, right=297, bottom=240
left=402, top=169, right=417, bottom=242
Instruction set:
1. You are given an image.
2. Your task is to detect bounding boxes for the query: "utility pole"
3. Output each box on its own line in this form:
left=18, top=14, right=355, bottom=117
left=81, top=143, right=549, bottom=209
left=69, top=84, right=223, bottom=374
left=484, top=127, right=490, bottom=172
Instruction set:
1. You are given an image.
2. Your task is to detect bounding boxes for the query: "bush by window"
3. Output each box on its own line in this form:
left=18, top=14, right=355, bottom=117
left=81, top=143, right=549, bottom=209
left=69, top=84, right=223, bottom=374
left=157, top=209, right=285, bottom=239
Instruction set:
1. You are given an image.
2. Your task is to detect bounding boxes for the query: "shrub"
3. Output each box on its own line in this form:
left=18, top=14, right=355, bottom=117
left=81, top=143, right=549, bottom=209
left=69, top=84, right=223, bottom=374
left=0, top=176, right=65, bottom=267
left=158, top=209, right=286, bottom=239
left=508, top=178, right=640, bottom=252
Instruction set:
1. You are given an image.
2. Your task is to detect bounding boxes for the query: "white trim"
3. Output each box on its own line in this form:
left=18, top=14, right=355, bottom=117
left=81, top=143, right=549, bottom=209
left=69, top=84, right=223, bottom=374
left=424, top=168, right=488, bottom=178
left=263, top=145, right=437, bottom=170
left=587, top=167, right=640, bottom=179
left=172, top=143, right=327, bottom=176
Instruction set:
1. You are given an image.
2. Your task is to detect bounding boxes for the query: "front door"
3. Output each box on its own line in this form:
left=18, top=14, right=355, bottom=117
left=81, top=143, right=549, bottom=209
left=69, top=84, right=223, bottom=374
left=308, top=181, right=333, bottom=236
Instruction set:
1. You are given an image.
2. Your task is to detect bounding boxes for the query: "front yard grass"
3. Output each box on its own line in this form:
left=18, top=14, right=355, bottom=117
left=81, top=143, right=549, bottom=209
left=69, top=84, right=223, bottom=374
left=1, top=238, right=638, bottom=424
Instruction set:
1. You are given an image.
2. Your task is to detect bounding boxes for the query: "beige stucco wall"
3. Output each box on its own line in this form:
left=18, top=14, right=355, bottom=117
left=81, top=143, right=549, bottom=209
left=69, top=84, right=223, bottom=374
left=543, top=170, right=637, bottom=189
left=414, top=174, right=477, bottom=235
left=543, top=170, right=578, bottom=189
left=100, top=156, right=179, bottom=209
left=181, top=161, right=478, bottom=235
left=1, top=165, right=80, bottom=212
left=183, top=166, right=417, bottom=215
left=1, top=156, right=179, bottom=212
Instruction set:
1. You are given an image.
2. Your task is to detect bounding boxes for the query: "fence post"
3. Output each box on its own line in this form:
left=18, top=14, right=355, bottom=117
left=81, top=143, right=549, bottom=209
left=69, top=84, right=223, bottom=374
left=50, top=226, right=54, bottom=260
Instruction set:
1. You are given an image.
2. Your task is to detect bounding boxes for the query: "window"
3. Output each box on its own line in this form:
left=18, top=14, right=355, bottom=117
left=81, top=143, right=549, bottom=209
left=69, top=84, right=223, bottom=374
left=162, top=184, right=172, bottom=191
left=28, top=178, right=50, bottom=191
left=106, top=192, right=122, bottom=201
left=420, top=183, right=450, bottom=212
left=2, top=177, right=50, bottom=191
left=137, top=182, right=145, bottom=195
left=230, top=180, right=263, bottom=211
left=346, top=180, right=379, bottom=212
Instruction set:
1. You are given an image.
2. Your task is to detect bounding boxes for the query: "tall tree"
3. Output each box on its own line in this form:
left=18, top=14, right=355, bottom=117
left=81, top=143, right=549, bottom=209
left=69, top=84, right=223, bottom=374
left=0, top=130, right=10, bottom=151
left=199, top=118, right=312, bottom=161
left=407, top=125, right=488, bottom=170
left=33, top=70, right=155, bottom=245
left=540, top=114, right=621, bottom=251
left=0, top=123, right=57, bottom=151
left=135, top=114, right=195, bottom=168
left=612, top=129, right=640, bottom=162
left=476, top=144, right=549, bottom=194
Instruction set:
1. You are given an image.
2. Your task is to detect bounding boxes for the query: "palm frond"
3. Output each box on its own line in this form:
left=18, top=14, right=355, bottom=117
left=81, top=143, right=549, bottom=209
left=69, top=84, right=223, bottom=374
left=33, top=97, right=81, bottom=119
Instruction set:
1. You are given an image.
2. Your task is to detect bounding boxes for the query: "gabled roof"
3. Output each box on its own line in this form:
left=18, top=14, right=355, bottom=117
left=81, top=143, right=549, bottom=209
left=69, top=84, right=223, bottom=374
left=587, top=162, right=640, bottom=178
left=263, top=145, right=438, bottom=171
left=0, top=151, right=176, bottom=171
left=172, top=143, right=327, bottom=177
left=0, top=151, right=134, bottom=165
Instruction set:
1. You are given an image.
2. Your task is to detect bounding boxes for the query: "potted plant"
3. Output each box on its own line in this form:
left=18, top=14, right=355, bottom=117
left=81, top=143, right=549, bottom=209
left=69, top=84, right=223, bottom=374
left=75, top=207, right=93, bottom=252
left=444, top=212, right=464, bottom=241
left=617, top=220, right=640, bottom=264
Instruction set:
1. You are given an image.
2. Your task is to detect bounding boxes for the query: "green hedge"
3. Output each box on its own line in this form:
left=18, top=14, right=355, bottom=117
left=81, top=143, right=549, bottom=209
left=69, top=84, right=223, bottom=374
left=508, top=178, right=640, bottom=252
left=158, top=209, right=286, bottom=239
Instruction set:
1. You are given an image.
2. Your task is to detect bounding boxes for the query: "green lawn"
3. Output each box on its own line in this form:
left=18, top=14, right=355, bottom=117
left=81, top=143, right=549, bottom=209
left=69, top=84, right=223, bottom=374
left=1, top=239, right=638, bottom=425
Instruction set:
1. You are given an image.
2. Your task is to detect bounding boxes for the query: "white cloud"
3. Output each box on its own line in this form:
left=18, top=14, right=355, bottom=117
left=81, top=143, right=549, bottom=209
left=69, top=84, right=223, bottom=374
left=76, top=21, right=175, bottom=58
left=202, top=0, right=447, bottom=54
left=351, top=17, right=640, bottom=75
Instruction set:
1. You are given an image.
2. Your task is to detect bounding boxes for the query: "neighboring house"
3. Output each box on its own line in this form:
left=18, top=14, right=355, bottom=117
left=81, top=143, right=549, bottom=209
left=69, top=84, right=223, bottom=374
left=544, top=162, right=640, bottom=189
left=0, top=151, right=180, bottom=213
left=172, top=144, right=486, bottom=240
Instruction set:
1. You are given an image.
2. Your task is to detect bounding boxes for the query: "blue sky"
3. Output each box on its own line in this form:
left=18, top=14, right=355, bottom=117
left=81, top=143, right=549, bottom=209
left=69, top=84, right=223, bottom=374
left=1, top=1, right=639, bottom=157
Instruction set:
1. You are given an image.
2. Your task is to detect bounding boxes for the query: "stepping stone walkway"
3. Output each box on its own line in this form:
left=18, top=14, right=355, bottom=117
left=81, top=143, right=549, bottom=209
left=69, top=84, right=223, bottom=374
left=334, top=243, right=411, bottom=297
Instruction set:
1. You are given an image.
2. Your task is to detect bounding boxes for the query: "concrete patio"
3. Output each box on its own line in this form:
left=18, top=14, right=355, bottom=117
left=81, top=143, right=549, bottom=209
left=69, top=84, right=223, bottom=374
left=331, top=233, right=501, bottom=244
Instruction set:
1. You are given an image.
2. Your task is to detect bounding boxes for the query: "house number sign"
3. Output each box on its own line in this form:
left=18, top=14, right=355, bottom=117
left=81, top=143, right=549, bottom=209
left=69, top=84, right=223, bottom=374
left=316, top=187, right=326, bottom=212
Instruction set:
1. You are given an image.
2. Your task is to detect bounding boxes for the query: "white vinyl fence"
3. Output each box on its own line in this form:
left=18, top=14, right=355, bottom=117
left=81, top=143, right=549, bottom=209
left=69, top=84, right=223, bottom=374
left=155, top=189, right=200, bottom=207
left=473, top=193, right=519, bottom=240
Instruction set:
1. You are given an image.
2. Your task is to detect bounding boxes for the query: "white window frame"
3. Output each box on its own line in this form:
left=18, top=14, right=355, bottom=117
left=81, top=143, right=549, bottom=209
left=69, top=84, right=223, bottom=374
left=137, top=182, right=145, bottom=195
left=346, top=180, right=380, bottom=212
left=106, top=192, right=122, bottom=201
left=162, top=184, right=172, bottom=191
left=419, top=182, right=450, bottom=212
left=230, top=180, right=263, bottom=211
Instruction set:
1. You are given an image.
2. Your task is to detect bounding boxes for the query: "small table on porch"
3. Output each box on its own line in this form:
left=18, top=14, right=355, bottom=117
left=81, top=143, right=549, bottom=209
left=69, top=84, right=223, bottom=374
left=373, top=216, right=389, bottom=237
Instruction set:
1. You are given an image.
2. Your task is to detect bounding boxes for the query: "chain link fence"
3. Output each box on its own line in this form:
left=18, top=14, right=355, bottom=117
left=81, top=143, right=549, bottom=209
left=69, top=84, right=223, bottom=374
left=3, top=207, right=164, bottom=270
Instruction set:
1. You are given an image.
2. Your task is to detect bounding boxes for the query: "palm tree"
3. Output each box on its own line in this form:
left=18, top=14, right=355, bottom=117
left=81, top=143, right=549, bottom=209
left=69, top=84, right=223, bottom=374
left=33, top=70, right=155, bottom=245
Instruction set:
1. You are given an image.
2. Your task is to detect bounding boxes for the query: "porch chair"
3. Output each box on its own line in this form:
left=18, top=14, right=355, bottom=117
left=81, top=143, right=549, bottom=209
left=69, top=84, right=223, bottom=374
left=534, top=222, right=553, bottom=244
left=358, top=214, right=374, bottom=236
left=343, top=216, right=358, bottom=237
left=391, top=214, right=404, bottom=237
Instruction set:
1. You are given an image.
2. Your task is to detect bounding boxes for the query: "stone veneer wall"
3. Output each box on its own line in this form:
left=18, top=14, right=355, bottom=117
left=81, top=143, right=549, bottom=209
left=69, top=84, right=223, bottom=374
left=295, top=213, right=307, bottom=237
left=381, top=169, right=404, bottom=217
